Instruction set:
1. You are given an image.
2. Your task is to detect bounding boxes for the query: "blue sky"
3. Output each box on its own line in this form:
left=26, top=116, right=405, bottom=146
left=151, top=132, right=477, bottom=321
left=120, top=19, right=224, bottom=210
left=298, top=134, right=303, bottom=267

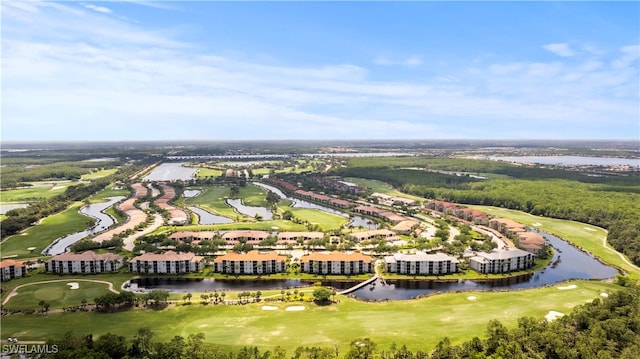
left=2, top=1, right=639, bottom=141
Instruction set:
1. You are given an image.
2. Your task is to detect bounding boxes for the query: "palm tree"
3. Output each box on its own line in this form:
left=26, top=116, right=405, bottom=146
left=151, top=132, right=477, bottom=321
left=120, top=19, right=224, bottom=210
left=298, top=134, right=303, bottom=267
left=281, top=289, right=285, bottom=301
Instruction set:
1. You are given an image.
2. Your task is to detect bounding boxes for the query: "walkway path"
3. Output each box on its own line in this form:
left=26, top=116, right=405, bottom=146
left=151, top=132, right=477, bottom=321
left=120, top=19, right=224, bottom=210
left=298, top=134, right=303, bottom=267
left=337, top=260, right=381, bottom=295
left=2, top=279, right=119, bottom=306
left=122, top=213, right=164, bottom=251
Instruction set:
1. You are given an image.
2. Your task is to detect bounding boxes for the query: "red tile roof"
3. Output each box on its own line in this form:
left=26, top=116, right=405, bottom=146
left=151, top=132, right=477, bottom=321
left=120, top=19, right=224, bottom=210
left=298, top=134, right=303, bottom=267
left=300, top=251, right=372, bottom=263
left=130, top=251, right=203, bottom=262
left=48, top=251, right=122, bottom=262
left=214, top=250, right=287, bottom=263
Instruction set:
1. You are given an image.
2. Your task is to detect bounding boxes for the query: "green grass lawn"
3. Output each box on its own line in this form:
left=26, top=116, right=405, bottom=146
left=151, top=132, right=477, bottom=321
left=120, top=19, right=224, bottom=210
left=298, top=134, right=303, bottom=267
left=0, top=203, right=91, bottom=259
left=173, top=220, right=309, bottom=232
left=0, top=280, right=619, bottom=352
left=1, top=271, right=133, bottom=305
left=238, top=184, right=269, bottom=207
left=279, top=207, right=348, bottom=231
left=184, top=185, right=238, bottom=219
left=90, top=185, right=130, bottom=202
left=196, top=168, right=223, bottom=178
left=4, top=281, right=115, bottom=310
left=469, top=206, right=640, bottom=279
left=0, top=182, right=75, bottom=202
left=81, top=169, right=118, bottom=180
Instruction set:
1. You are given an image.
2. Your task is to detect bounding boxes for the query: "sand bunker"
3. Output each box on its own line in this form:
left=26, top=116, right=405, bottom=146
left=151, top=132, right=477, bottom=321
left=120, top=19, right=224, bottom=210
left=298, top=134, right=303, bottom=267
left=545, top=311, right=565, bottom=322
left=532, top=222, right=542, bottom=227
left=67, top=282, right=79, bottom=290
left=584, top=227, right=596, bottom=232
left=285, top=306, right=305, bottom=312
left=557, top=284, right=577, bottom=290
left=262, top=306, right=278, bottom=311
left=600, top=293, right=609, bottom=298
left=467, top=296, right=478, bottom=301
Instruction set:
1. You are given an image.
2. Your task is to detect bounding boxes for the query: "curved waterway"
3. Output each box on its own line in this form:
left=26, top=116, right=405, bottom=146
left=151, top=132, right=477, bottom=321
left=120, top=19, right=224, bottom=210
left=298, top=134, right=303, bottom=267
left=226, top=198, right=273, bottom=220
left=346, top=231, right=619, bottom=301
left=188, top=206, right=233, bottom=225
left=43, top=196, right=125, bottom=255
left=254, top=182, right=378, bottom=229
left=129, top=231, right=618, bottom=300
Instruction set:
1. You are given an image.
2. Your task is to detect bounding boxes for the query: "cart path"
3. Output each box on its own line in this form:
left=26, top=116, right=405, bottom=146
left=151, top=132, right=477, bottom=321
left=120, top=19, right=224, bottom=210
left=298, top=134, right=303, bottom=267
left=2, top=279, right=119, bottom=305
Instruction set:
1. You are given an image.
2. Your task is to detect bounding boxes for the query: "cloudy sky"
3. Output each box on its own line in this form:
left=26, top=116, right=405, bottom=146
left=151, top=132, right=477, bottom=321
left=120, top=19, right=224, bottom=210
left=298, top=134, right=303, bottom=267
left=2, top=1, right=639, bottom=141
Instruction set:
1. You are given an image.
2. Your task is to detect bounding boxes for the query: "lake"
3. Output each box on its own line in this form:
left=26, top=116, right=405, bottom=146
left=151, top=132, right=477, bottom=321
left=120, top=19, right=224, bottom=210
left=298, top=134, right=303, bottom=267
left=491, top=155, right=639, bottom=168
left=143, top=162, right=197, bottom=181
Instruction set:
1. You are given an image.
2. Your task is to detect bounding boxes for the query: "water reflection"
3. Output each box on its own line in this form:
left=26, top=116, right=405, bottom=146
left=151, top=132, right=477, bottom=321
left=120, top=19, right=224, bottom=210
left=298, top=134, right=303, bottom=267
left=188, top=206, right=233, bottom=225
left=44, top=196, right=125, bottom=255
left=226, top=198, right=273, bottom=220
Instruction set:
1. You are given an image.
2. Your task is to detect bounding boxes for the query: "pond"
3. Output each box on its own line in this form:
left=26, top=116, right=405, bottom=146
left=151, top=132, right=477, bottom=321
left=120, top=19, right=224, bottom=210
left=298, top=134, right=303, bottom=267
left=129, top=278, right=310, bottom=293
left=188, top=206, right=233, bottom=225
left=44, top=196, right=126, bottom=255
left=129, top=231, right=618, bottom=300
left=226, top=198, right=273, bottom=220
left=254, top=182, right=378, bottom=229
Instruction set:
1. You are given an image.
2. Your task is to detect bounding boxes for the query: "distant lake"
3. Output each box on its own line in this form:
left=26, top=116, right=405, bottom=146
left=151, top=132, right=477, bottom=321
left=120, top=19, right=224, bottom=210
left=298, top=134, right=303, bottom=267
left=143, top=163, right=197, bottom=181
left=491, top=156, right=639, bottom=167
left=226, top=198, right=273, bottom=220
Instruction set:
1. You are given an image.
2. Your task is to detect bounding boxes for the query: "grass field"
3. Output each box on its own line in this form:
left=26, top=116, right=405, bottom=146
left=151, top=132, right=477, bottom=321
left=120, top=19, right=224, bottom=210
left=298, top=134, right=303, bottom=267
left=80, top=169, right=118, bottom=180
left=0, top=280, right=618, bottom=352
left=196, top=168, right=223, bottom=178
left=3, top=281, right=115, bottom=310
left=0, top=271, right=133, bottom=304
left=280, top=207, right=349, bottom=231
left=0, top=203, right=90, bottom=259
left=173, top=220, right=309, bottom=232
left=184, top=185, right=238, bottom=218
left=0, top=182, right=75, bottom=202
left=469, top=206, right=640, bottom=278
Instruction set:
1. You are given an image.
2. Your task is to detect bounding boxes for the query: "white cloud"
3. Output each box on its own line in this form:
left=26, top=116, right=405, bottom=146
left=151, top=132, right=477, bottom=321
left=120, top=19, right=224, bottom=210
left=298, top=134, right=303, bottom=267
left=543, top=43, right=576, bottom=57
left=83, top=3, right=113, bottom=14
left=374, top=55, right=423, bottom=67
left=2, top=2, right=638, bottom=141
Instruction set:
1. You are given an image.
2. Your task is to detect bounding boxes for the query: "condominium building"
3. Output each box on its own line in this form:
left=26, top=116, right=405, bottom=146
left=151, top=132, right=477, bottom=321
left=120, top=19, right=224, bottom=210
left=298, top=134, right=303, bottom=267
left=300, top=251, right=372, bottom=275
left=214, top=251, right=287, bottom=274
left=45, top=251, right=123, bottom=274
left=469, top=249, right=534, bottom=274
left=384, top=252, right=459, bottom=275
left=129, top=251, right=204, bottom=274
left=0, top=259, right=27, bottom=281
